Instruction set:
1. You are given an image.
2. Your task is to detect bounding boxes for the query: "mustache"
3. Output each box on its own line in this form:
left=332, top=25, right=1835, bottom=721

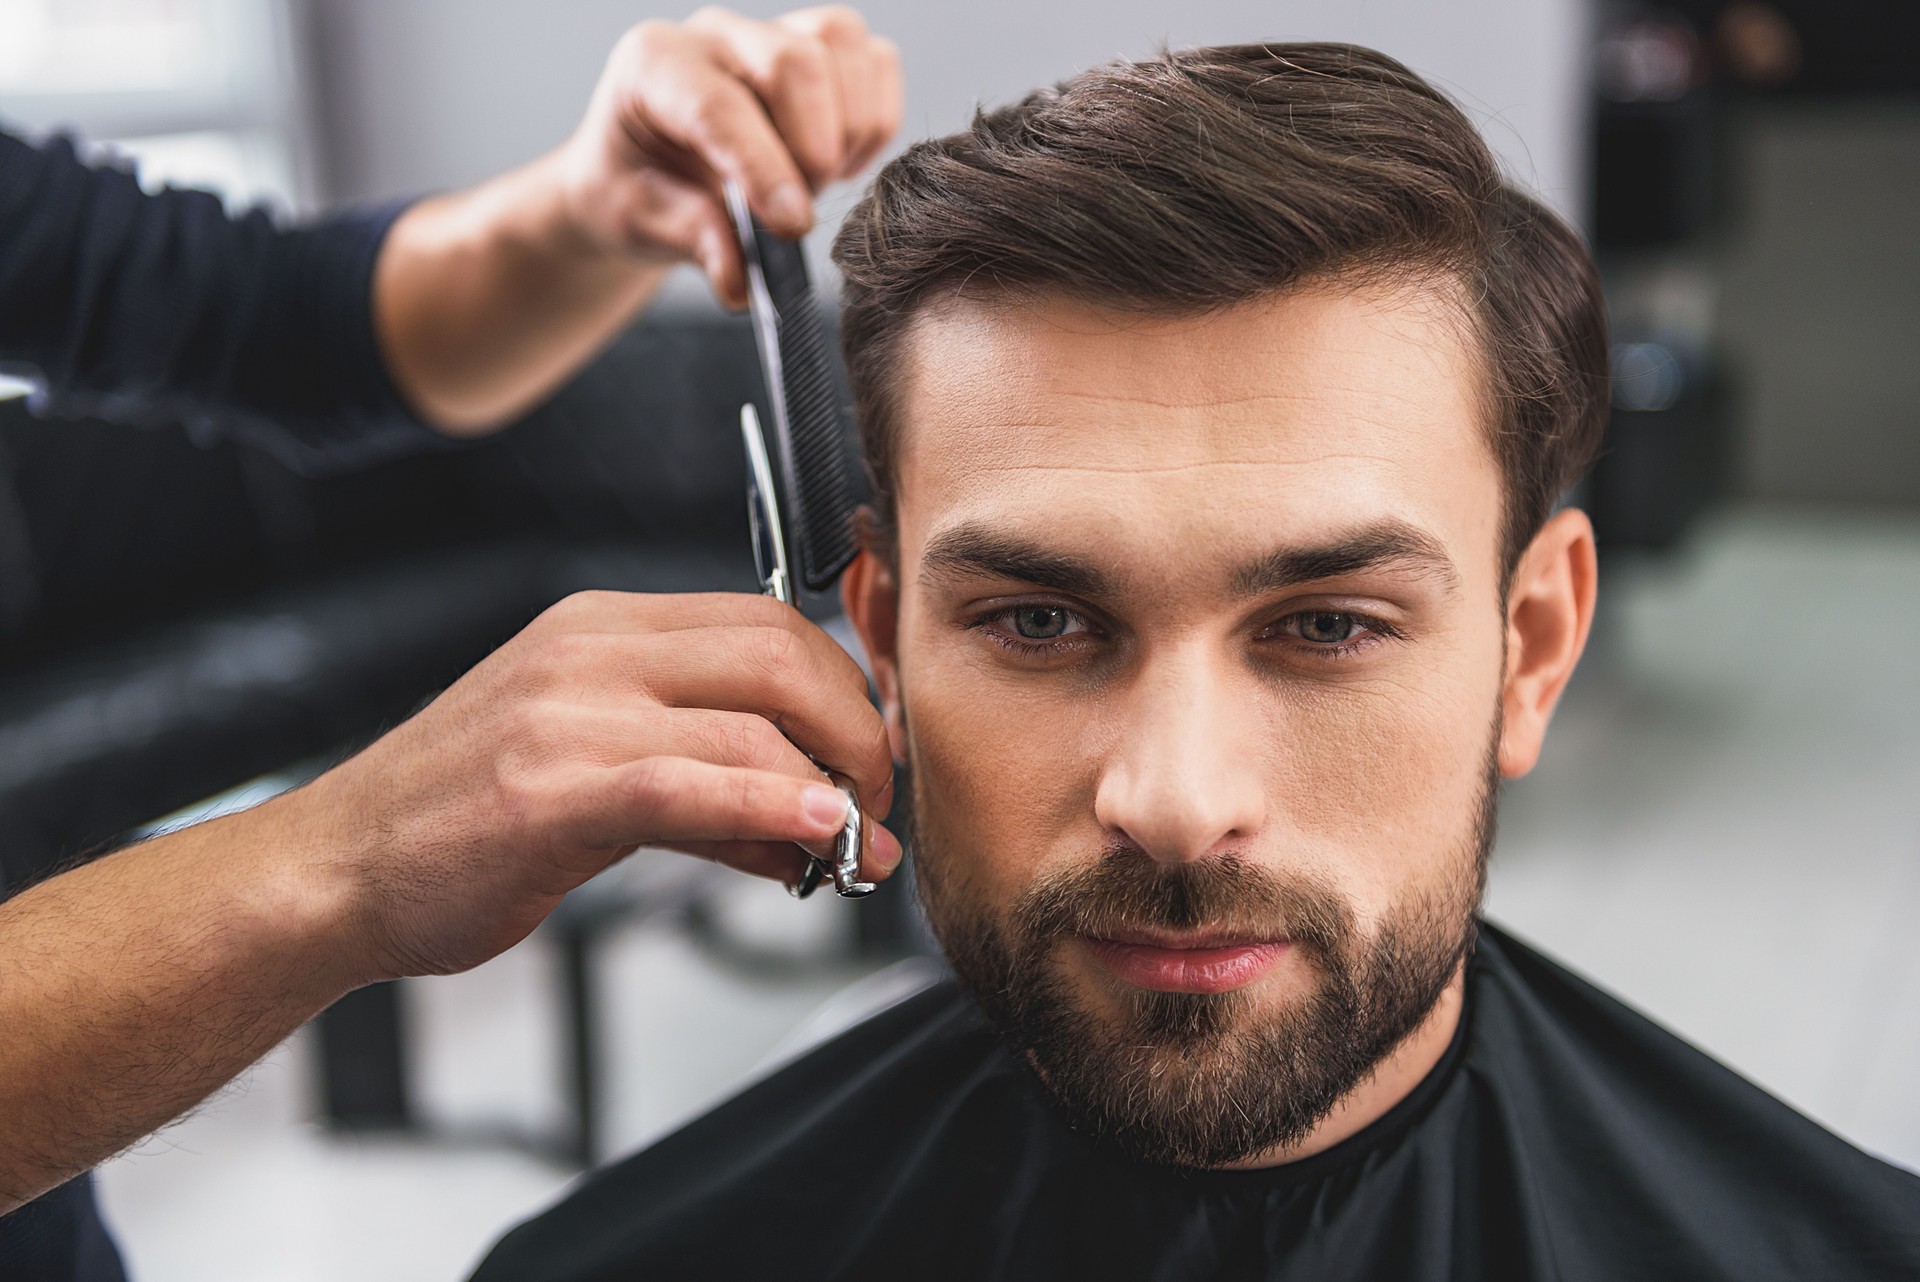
left=1009, top=843, right=1355, bottom=961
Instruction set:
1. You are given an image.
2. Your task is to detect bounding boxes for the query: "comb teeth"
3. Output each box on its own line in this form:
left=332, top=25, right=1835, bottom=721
left=772, top=285, right=862, bottom=590
left=756, top=239, right=864, bottom=591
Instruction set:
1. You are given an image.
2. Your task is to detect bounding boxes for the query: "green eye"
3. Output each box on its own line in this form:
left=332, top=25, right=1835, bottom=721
left=1011, top=605, right=1073, bottom=639
left=1296, top=611, right=1360, bottom=644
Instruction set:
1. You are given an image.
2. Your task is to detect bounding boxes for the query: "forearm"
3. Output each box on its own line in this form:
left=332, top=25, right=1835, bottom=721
left=373, top=150, right=668, bottom=434
left=0, top=794, right=360, bottom=1213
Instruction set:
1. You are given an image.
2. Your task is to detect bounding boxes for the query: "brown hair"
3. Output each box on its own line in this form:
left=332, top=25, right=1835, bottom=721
left=832, top=42, right=1608, bottom=576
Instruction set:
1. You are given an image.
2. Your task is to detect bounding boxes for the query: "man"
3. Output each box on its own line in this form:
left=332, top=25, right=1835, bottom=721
left=0, top=8, right=905, bottom=1279
left=467, top=43, right=1920, bottom=1280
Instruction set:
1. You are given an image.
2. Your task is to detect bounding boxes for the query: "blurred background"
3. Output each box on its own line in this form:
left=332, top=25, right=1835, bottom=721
left=0, top=0, right=1915, bottom=1277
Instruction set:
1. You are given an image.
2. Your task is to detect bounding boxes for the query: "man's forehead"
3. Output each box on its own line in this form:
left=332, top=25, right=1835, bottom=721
left=889, top=284, right=1501, bottom=576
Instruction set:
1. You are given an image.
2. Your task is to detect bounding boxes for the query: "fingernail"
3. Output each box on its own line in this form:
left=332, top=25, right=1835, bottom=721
left=803, top=784, right=849, bottom=829
left=769, top=184, right=811, bottom=231
left=872, top=824, right=904, bottom=873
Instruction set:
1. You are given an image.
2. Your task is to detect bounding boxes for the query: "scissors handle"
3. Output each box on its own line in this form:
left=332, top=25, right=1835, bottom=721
left=788, top=775, right=874, bottom=900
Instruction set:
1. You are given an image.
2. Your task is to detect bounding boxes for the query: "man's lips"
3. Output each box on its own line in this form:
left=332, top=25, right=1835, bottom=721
left=1080, top=931, right=1292, bottom=995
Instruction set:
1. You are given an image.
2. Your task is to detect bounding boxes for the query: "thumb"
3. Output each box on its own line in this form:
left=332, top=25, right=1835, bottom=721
left=598, top=168, right=744, bottom=307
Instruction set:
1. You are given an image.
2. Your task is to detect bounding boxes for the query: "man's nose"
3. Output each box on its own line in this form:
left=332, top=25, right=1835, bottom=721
left=1092, top=651, right=1267, bottom=864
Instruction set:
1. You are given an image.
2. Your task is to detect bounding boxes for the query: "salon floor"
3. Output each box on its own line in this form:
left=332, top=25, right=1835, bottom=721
left=94, top=503, right=1920, bottom=1282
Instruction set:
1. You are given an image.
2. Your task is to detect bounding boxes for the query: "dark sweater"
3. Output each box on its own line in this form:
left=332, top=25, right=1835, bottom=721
left=0, top=122, right=436, bottom=1282
left=0, top=126, right=439, bottom=471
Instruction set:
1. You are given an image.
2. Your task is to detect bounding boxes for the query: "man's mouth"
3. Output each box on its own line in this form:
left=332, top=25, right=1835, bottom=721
left=1078, top=929, right=1291, bottom=995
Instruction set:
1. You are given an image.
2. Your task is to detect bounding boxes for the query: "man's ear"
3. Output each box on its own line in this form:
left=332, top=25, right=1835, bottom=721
left=1498, top=507, right=1598, bottom=779
left=842, top=549, right=907, bottom=763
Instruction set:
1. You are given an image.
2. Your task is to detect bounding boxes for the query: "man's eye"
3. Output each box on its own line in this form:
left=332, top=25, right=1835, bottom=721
left=1295, top=611, right=1361, bottom=644
left=1009, top=605, right=1081, bottom=640
left=1271, top=610, right=1388, bottom=648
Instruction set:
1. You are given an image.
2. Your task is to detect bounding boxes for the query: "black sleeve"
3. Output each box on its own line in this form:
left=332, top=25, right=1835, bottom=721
left=0, top=127, right=455, bottom=475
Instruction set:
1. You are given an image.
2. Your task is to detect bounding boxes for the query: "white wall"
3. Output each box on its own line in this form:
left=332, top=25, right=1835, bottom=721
left=306, top=0, right=1591, bottom=227
left=0, top=0, right=319, bottom=208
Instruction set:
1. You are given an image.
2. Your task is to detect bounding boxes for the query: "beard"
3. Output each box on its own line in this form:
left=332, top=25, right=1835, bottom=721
left=908, top=729, right=1499, bottom=1169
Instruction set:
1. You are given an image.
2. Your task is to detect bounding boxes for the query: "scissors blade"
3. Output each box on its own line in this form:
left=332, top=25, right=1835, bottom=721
left=739, top=403, right=792, bottom=606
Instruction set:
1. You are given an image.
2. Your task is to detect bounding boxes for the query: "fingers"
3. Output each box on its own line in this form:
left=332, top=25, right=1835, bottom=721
left=530, top=588, right=816, bottom=639
left=666, top=818, right=904, bottom=885
left=667, top=837, right=815, bottom=884
left=545, top=703, right=823, bottom=777
left=594, top=165, right=745, bottom=304
left=628, top=626, right=894, bottom=816
left=563, top=756, right=841, bottom=852
left=687, top=6, right=901, bottom=193
left=569, top=8, right=900, bottom=306
left=519, top=591, right=893, bottom=817
left=491, top=696, right=904, bottom=887
left=666, top=707, right=825, bottom=779
left=634, top=37, right=816, bottom=237
left=638, top=707, right=906, bottom=882
left=568, top=757, right=903, bottom=887
left=622, top=8, right=898, bottom=227
left=778, top=7, right=902, bottom=177
left=689, top=7, right=848, bottom=191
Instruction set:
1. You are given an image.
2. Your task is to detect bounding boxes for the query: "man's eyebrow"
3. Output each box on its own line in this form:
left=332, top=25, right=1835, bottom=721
left=1232, top=520, right=1462, bottom=596
left=918, top=519, right=1460, bottom=599
left=918, top=525, right=1115, bottom=597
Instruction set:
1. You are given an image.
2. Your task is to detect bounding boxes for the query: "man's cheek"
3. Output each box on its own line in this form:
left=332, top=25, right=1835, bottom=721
left=905, top=659, right=1091, bottom=886
left=1265, top=675, right=1492, bottom=896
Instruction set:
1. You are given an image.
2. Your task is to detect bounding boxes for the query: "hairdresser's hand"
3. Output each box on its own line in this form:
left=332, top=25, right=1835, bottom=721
left=294, top=591, right=900, bottom=983
left=376, top=5, right=900, bottom=429
left=556, top=4, right=903, bottom=306
left=0, top=592, right=894, bottom=1209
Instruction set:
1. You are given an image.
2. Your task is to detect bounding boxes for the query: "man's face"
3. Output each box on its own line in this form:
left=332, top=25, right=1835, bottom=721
left=863, top=282, right=1515, bottom=1167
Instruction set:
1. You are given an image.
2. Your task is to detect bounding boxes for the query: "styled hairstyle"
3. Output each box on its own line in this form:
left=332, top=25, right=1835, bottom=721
left=832, top=42, right=1609, bottom=576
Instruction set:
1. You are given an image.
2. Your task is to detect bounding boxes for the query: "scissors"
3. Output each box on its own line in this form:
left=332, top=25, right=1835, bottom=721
left=739, top=403, right=873, bottom=900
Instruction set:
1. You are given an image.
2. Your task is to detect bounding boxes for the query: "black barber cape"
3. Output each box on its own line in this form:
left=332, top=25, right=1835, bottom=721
left=470, top=923, right=1920, bottom=1281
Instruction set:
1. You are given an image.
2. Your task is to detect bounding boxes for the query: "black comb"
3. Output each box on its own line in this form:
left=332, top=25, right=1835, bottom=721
left=726, top=184, right=865, bottom=594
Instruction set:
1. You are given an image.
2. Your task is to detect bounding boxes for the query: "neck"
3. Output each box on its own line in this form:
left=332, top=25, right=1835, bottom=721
left=1216, top=962, right=1466, bottom=1170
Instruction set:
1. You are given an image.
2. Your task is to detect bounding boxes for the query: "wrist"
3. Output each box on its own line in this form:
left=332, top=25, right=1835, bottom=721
left=491, top=147, right=633, bottom=269
left=399, top=150, right=629, bottom=278
left=375, top=147, right=665, bottom=433
left=216, top=779, right=388, bottom=998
